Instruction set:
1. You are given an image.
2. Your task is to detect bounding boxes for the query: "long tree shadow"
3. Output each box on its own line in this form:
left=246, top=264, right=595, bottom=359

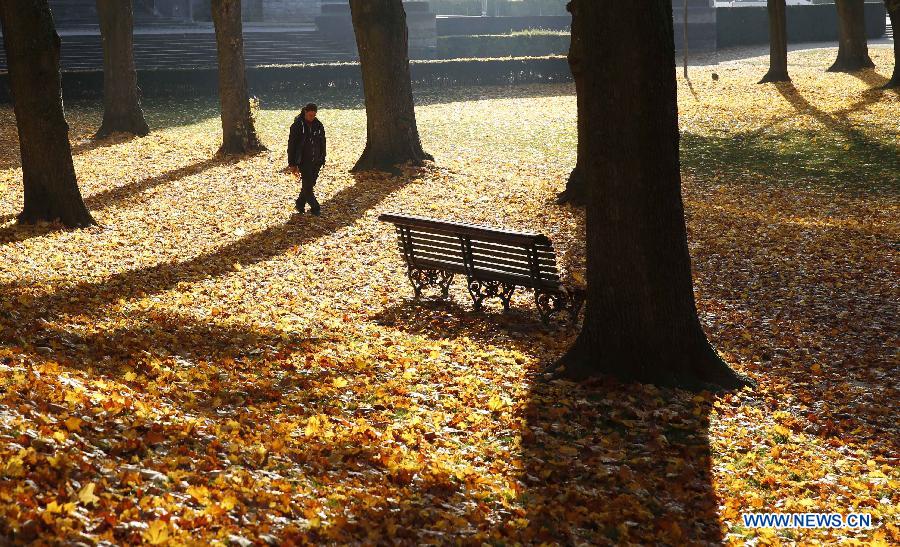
left=0, top=169, right=416, bottom=426
left=845, top=67, right=900, bottom=95
left=0, top=306, right=328, bottom=420
left=81, top=154, right=231, bottom=212
left=0, top=155, right=230, bottom=239
left=681, top=130, right=899, bottom=196
left=521, top=377, right=724, bottom=544
left=0, top=169, right=415, bottom=344
left=369, top=283, right=723, bottom=543
left=70, top=133, right=140, bottom=155
left=773, top=81, right=899, bottom=159
left=693, top=203, right=899, bottom=459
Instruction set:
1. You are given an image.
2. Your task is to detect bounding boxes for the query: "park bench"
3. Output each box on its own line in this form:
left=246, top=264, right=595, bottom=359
left=379, top=213, right=584, bottom=324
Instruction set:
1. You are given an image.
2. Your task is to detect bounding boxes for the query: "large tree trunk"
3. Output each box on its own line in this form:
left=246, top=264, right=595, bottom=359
left=556, top=1, right=751, bottom=391
left=556, top=2, right=585, bottom=206
left=349, top=0, right=433, bottom=172
left=828, top=0, right=875, bottom=72
left=886, top=0, right=900, bottom=88
left=211, top=0, right=265, bottom=155
left=0, top=1, right=95, bottom=228
left=95, top=0, right=149, bottom=138
left=760, top=0, right=790, bottom=83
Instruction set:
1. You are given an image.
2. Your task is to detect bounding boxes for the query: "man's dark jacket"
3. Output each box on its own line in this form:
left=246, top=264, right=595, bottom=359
left=287, top=115, right=326, bottom=168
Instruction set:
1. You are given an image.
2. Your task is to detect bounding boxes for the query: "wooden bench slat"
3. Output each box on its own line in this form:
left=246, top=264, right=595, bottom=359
left=405, top=233, right=557, bottom=266
left=405, top=239, right=558, bottom=272
left=405, top=247, right=559, bottom=280
left=414, top=258, right=469, bottom=274
left=405, top=238, right=462, bottom=256
left=380, top=213, right=551, bottom=246
left=470, top=260, right=536, bottom=278
left=469, top=268, right=563, bottom=290
left=406, top=237, right=460, bottom=253
left=403, top=245, right=559, bottom=278
left=469, top=252, right=532, bottom=270
left=472, top=268, right=559, bottom=282
left=470, top=249, right=558, bottom=269
left=403, top=226, right=556, bottom=261
left=406, top=249, right=462, bottom=266
left=406, top=230, right=459, bottom=245
left=470, top=240, right=557, bottom=260
left=470, top=253, right=558, bottom=276
left=410, top=249, right=467, bottom=267
left=397, top=246, right=461, bottom=266
left=405, top=241, right=558, bottom=273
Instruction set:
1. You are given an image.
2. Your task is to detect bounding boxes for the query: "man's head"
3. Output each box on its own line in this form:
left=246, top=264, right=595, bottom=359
left=304, top=103, right=318, bottom=122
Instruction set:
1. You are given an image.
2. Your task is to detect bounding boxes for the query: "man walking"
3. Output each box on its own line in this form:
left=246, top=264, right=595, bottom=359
left=287, top=103, right=326, bottom=215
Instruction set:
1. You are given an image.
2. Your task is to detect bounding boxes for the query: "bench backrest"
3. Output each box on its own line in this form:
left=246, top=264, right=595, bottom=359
left=379, top=213, right=561, bottom=287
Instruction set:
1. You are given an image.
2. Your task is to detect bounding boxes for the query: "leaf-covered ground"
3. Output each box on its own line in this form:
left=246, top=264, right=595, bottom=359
left=0, top=47, right=897, bottom=545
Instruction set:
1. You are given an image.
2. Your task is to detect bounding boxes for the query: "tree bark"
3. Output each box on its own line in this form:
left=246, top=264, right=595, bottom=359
left=349, top=0, right=433, bottom=172
left=211, top=0, right=265, bottom=155
left=760, top=0, right=790, bottom=83
left=556, top=0, right=585, bottom=206
left=886, top=0, right=900, bottom=88
left=0, top=1, right=95, bottom=227
left=556, top=1, right=751, bottom=391
left=95, top=0, right=149, bottom=138
left=828, top=0, right=875, bottom=72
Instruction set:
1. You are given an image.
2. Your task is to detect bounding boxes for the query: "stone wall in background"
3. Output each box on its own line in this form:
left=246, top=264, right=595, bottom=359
left=261, top=0, right=322, bottom=22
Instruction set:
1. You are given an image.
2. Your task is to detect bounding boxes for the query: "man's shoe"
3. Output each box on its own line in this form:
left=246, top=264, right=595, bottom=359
left=310, top=206, right=321, bottom=216
left=294, top=199, right=305, bottom=214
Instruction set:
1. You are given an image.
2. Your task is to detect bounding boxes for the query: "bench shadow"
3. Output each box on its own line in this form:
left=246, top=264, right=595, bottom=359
left=373, top=296, right=570, bottom=351
left=371, top=293, right=723, bottom=542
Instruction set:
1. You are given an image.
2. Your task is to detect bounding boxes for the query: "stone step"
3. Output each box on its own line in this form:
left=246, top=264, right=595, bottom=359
left=0, top=30, right=356, bottom=72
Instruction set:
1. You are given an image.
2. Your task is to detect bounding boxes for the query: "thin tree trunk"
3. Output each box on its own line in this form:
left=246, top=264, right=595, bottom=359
left=349, top=0, right=433, bottom=172
left=557, top=1, right=585, bottom=206
left=683, top=0, right=689, bottom=79
left=95, top=0, right=149, bottom=138
left=557, top=0, right=751, bottom=391
left=760, top=0, right=790, bottom=83
left=828, top=0, right=875, bottom=72
left=886, top=0, right=900, bottom=88
left=211, top=0, right=265, bottom=155
left=0, top=1, right=95, bottom=228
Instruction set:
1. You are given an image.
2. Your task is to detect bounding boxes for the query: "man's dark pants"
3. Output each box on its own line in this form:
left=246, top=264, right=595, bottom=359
left=297, top=164, right=321, bottom=212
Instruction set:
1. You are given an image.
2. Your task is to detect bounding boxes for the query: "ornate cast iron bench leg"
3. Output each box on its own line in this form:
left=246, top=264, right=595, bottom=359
left=535, top=288, right=583, bottom=325
left=438, top=270, right=454, bottom=298
left=407, top=267, right=454, bottom=299
left=467, top=278, right=516, bottom=312
left=535, top=289, right=565, bottom=324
